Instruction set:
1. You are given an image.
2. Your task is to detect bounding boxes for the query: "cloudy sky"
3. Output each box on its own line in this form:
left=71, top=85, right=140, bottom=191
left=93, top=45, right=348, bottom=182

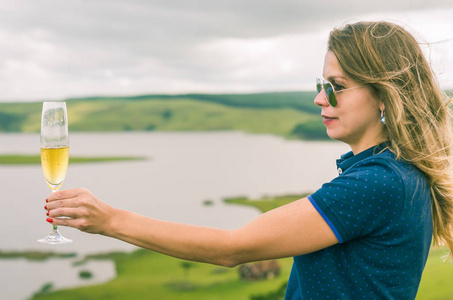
left=1, top=0, right=453, bottom=102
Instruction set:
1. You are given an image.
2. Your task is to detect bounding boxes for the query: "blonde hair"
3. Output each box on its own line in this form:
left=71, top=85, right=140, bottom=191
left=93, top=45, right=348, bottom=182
left=328, top=21, right=453, bottom=258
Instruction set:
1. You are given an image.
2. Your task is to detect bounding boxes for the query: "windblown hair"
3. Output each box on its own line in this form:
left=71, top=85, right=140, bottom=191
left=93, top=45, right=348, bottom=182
left=328, top=21, right=453, bottom=257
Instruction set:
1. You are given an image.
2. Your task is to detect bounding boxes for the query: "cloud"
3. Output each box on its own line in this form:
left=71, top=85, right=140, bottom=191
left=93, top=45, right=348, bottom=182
left=0, top=0, right=452, bottom=101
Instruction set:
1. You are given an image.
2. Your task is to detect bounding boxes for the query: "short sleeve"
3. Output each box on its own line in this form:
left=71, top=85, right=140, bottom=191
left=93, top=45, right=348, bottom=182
left=309, top=158, right=405, bottom=243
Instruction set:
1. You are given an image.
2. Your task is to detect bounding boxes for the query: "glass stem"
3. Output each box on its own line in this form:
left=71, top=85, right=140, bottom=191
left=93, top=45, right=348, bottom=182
left=51, top=190, right=58, bottom=231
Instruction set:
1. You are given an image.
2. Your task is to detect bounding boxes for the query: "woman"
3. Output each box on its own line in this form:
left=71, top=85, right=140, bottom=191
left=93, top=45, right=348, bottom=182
left=45, top=21, right=453, bottom=299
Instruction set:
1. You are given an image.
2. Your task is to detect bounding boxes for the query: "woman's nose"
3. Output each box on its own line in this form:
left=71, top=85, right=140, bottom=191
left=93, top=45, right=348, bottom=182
left=314, top=89, right=329, bottom=107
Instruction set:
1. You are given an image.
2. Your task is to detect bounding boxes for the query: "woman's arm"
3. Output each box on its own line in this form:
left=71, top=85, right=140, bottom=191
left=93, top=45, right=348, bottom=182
left=46, top=188, right=338, bottom=267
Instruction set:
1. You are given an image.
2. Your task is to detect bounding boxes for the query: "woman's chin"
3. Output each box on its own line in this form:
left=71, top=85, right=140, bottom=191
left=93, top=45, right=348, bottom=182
left=325, top=129, right=341, bottom=141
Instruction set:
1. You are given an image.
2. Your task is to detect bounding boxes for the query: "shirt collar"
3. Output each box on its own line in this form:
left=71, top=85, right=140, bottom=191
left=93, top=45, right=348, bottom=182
left=336, top=143, right=388, bottom=175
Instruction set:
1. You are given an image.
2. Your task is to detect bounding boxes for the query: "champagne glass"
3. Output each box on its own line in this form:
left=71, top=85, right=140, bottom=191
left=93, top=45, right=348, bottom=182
left=38, top=102, right=72, bottom=244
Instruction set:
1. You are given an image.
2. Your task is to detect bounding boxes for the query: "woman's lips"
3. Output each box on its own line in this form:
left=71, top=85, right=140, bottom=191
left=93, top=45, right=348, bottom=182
left=322, top=115, right=337, bottom=125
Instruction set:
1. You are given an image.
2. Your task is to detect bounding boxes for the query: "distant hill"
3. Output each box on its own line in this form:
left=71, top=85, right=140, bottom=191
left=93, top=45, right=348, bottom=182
left=67, top=91, right=320, bottom=113
left=0, top=91, right=328, bottom=140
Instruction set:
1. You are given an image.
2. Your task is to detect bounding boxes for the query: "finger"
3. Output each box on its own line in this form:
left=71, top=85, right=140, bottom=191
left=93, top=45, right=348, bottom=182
left=47, top=217, right=91, bottom=233
left=47, top=217, right=75, bottom=228
left=47, top=207, right=79, bottom=219
left=46, top=198, right=79, bottom=211
left=46, top=189, right=89, bottom=210
left=47, top=188, right=88, bottom=202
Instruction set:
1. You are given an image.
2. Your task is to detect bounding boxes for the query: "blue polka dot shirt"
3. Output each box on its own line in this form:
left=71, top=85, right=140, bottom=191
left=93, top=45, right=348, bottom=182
left=285, top=143, right=432, bottom=299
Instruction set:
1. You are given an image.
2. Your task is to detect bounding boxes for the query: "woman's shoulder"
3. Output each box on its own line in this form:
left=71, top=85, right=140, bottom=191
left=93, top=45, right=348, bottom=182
left=353, top=149, right=420, bottom=177
left=347, top=149, right=428, bottom=193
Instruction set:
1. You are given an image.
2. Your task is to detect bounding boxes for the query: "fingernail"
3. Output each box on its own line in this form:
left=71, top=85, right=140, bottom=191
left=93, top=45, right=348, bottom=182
left=44, top=205, right=47, bottom=210
left=46, top=218, right=53, bottom=223
left=46, top=199, right=48, bottom=203
left=46, top=211, right=49, bottom=216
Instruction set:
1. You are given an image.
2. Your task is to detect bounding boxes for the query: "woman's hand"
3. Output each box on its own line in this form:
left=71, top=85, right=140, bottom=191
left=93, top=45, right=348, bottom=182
left=45, top=188, right=116, bottom=235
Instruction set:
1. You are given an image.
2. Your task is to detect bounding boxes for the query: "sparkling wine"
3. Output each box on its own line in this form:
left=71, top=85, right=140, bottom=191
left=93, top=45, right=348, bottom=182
left=38, top=101, right=72, bottom=244
left=41, top=146, right=69, bottom=191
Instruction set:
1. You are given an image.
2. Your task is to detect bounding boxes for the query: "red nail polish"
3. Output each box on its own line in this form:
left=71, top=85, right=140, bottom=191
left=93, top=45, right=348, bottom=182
left=44, top=205, right=47, bottom=210
left=46, top=199, right=48, bottom=203
left=46, top=218, right=53, bottom=223
left=46, top=211, right=49, bottom=216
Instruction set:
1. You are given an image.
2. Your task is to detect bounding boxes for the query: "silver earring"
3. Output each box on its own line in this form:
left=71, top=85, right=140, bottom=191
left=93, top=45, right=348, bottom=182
left=380, top=110, right=386, bottom=125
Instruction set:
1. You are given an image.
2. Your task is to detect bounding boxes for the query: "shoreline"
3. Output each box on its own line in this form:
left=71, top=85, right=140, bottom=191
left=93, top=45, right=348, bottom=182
left=0, top=154, right=146, bottom=165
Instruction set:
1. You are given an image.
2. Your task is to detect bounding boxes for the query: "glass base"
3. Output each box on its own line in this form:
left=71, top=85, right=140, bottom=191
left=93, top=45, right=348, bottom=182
left=38, top=229, right=73, bottom=244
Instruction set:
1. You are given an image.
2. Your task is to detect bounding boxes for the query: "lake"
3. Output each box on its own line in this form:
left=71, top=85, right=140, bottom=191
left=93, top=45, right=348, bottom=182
left=0, top=132, right=349, bottom=300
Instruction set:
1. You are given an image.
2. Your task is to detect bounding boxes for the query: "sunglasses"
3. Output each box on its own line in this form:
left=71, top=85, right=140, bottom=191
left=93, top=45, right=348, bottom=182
left=316, top=78, right=364, bottom=107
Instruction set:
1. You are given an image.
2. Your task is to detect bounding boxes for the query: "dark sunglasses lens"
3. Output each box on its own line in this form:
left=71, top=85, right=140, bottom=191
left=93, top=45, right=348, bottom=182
left=324, top=83, right=337, bottom=107
left=316, top=82, right=322, bottom=93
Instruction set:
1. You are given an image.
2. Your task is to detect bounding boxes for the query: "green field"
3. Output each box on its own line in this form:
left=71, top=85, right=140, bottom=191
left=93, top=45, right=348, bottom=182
left=224, top=194, right=309, bottom=212
left=417, top=247, right=453, bottom=299
left=30, top=250, right=292, bottom=300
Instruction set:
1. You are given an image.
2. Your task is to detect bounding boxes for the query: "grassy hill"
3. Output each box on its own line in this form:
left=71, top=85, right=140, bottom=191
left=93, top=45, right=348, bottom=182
left=0, top=91, right=328, bottom=140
